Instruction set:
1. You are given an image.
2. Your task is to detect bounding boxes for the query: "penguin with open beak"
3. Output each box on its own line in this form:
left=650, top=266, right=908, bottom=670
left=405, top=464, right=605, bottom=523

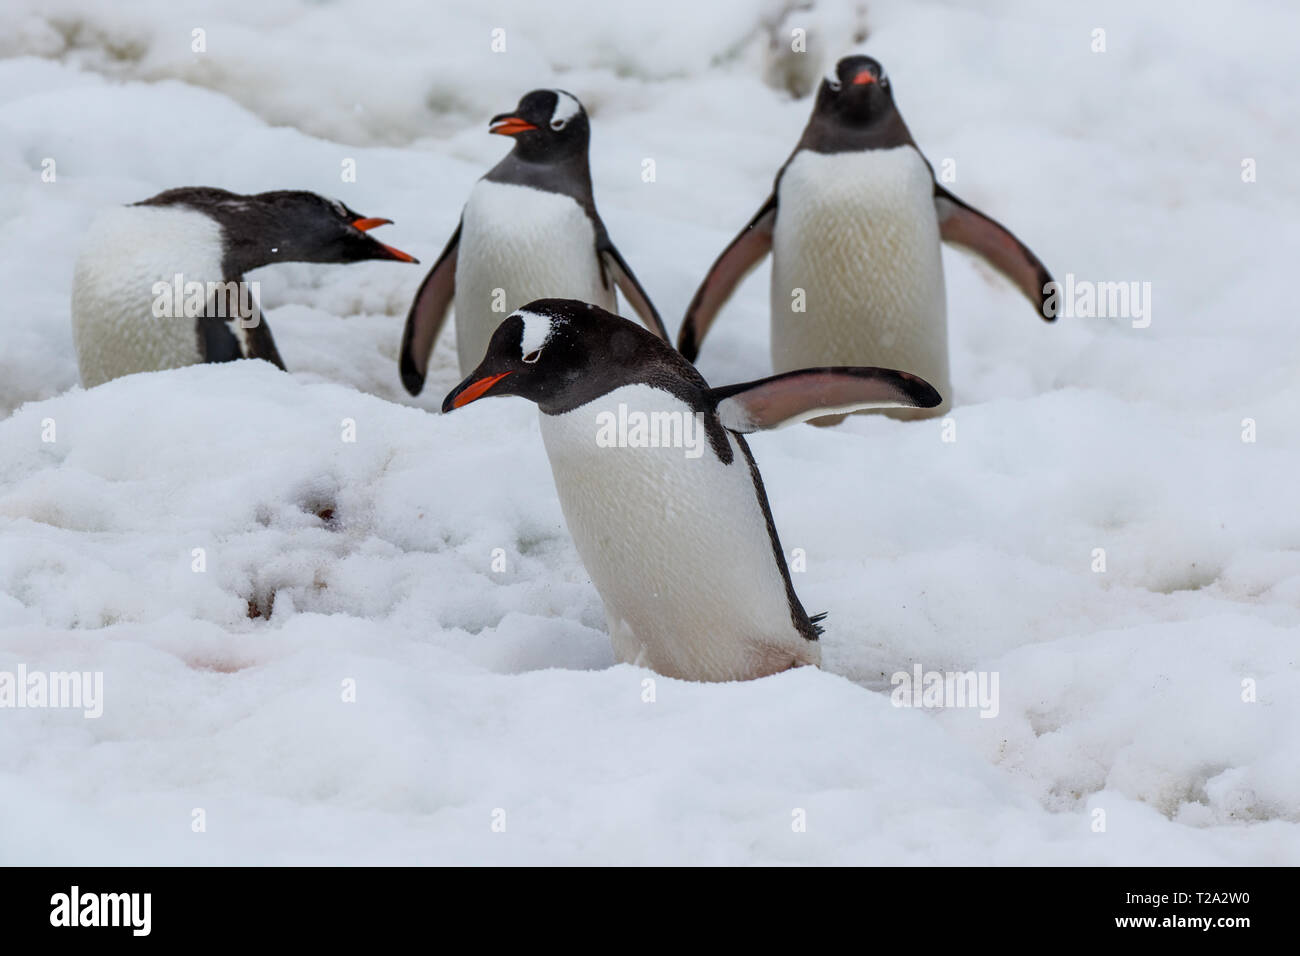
left=71, top=186, right=417, bottom=387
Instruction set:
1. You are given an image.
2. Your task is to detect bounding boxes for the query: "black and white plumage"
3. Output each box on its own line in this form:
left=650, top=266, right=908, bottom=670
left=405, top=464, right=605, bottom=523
left=678, top=55, right=1055, bottom=420
left=442, top=298, right=941, bottom=682
left=400, top=89, right=668, bottom=393
left=70, top=187, right=416, bottom=388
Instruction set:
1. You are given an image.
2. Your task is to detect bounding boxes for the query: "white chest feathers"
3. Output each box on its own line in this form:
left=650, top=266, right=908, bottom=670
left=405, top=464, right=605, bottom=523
left=771, top=146, right=950, bottom=412
left=454, top=180, right=613, bottom=376
left=71, top=205, right=227, bottom=388
left=538, top=382, right=820, bottom=682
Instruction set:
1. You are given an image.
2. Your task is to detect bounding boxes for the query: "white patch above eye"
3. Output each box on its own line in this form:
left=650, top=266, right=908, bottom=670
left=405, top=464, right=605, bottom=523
left=330, top=198, right=347, bottom=216
left=824, top=65, right=842, bottom=90
left=518, top=310, right=553, bottom=358
left=550, top=90, right=582, bottom=128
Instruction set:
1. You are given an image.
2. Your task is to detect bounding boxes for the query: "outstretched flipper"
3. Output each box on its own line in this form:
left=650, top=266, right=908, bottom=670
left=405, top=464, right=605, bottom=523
left=598, top=237, right=670, bottom=342
left=934, top=185, right=1055, bottom=321
left=710, top=366, right=942, bottom=433
left=678, top=195, right=777, bottom=361
left=400, top=221, right=461, bottom=395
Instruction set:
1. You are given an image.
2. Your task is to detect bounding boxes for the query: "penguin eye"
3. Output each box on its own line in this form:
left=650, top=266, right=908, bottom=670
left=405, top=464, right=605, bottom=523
left=550, top=118, right=567, bottom=131
left=523, top=348, right=543, bottom=364
left=826, top=76, right=842, bottom=93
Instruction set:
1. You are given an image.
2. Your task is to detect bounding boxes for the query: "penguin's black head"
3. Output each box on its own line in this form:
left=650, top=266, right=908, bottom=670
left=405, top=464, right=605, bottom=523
left=815, top=55, right=894, bottom=125
left=443, top=299, right=664, bottom=415
left=489, top=90, right=590, bottom=162
left=135, top=187, right=418, bottom=274
left=245, top=190, right=418, bottom=266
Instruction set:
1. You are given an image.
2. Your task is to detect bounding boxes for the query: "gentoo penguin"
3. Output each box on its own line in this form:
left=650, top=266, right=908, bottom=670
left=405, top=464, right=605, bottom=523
left=71, top=187, right=416, bottom=388
left=442, top=298, right=941, bottom=682
left=678, top=55, right=1055, bottom=421
left=399, top=89, right=669, bottom=391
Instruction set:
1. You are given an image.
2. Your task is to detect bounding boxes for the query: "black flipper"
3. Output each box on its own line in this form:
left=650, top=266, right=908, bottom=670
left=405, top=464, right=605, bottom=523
left=710, top=366, right=941, bottom=433
left=677, top=194, right=777, bottom=361
left=241, top=305, right=286, bottom=370
left=400, top=220, right=461, bottom=395
left=198, top=281, right=286, bottom=370
left=934, top=185, right=1055, bottom=322
left=597, top=235, right=669, bottom=343
left=197, top=318, right=241, bottom=365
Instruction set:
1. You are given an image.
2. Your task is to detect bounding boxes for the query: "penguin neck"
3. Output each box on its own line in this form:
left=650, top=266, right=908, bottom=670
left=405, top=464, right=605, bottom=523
left=208, top=204, right=315, bottom=279
left=533, top=357, right=733, bottom=464
left=483, top=149, right=596, bottom=218
left=794, top=107, right=916, bottom=157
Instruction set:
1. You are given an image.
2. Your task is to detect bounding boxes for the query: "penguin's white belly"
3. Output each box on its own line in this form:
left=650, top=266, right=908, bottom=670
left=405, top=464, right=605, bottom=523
left=771, top=146, right=950, bottom=414
left=71, top=205, right=226, bottom=388
left=455, top=180, right=614, bottom=376
left=538, top=383, right=819, bottom=682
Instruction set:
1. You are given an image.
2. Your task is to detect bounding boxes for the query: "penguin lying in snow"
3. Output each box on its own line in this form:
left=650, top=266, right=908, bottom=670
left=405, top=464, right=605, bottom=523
left=678, top=55, right=1055, bottom=421
left=400, top=89, right=669, bottom=392
left=442, top=298, right=941, bottom=682
left=71, top=187, right=417, bottom=388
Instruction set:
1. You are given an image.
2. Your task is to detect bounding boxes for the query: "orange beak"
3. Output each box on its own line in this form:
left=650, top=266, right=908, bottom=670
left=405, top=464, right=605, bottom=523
left=489, top=116, right=538, bottom=136
left=351, top=217, right=418, bottom=263
left=852, top=71, right=876, bottom=85
left=446, top=371, right=514, bottom=410
left=376, top=244, right=418, bottom=263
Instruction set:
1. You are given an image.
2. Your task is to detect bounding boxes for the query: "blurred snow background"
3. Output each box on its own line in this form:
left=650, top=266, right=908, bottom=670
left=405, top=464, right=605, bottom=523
left=0, top=0, right=1297, bottom=863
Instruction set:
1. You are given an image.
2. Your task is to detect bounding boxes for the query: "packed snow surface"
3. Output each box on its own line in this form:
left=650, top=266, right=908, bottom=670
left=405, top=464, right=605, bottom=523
left=0, top=0, right=1297, bottom=863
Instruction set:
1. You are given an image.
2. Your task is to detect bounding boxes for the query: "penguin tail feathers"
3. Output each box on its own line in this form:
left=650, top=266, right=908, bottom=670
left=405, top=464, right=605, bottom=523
left=808, top=611, right=827, bottom=637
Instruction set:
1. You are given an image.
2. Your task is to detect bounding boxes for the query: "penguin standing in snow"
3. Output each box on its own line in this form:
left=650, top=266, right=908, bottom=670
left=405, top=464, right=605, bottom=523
left=71, top=187, right=417, bottom=388
left=442, top=298, right=941, bottom=682
left=400, top=89, right=668, bottom=391
left=678, top=55, right=1055, bottom=420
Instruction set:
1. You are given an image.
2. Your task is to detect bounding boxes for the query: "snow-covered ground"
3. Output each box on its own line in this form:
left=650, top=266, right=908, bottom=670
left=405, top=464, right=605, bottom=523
left=1, top=0, right=1297, bottom=864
